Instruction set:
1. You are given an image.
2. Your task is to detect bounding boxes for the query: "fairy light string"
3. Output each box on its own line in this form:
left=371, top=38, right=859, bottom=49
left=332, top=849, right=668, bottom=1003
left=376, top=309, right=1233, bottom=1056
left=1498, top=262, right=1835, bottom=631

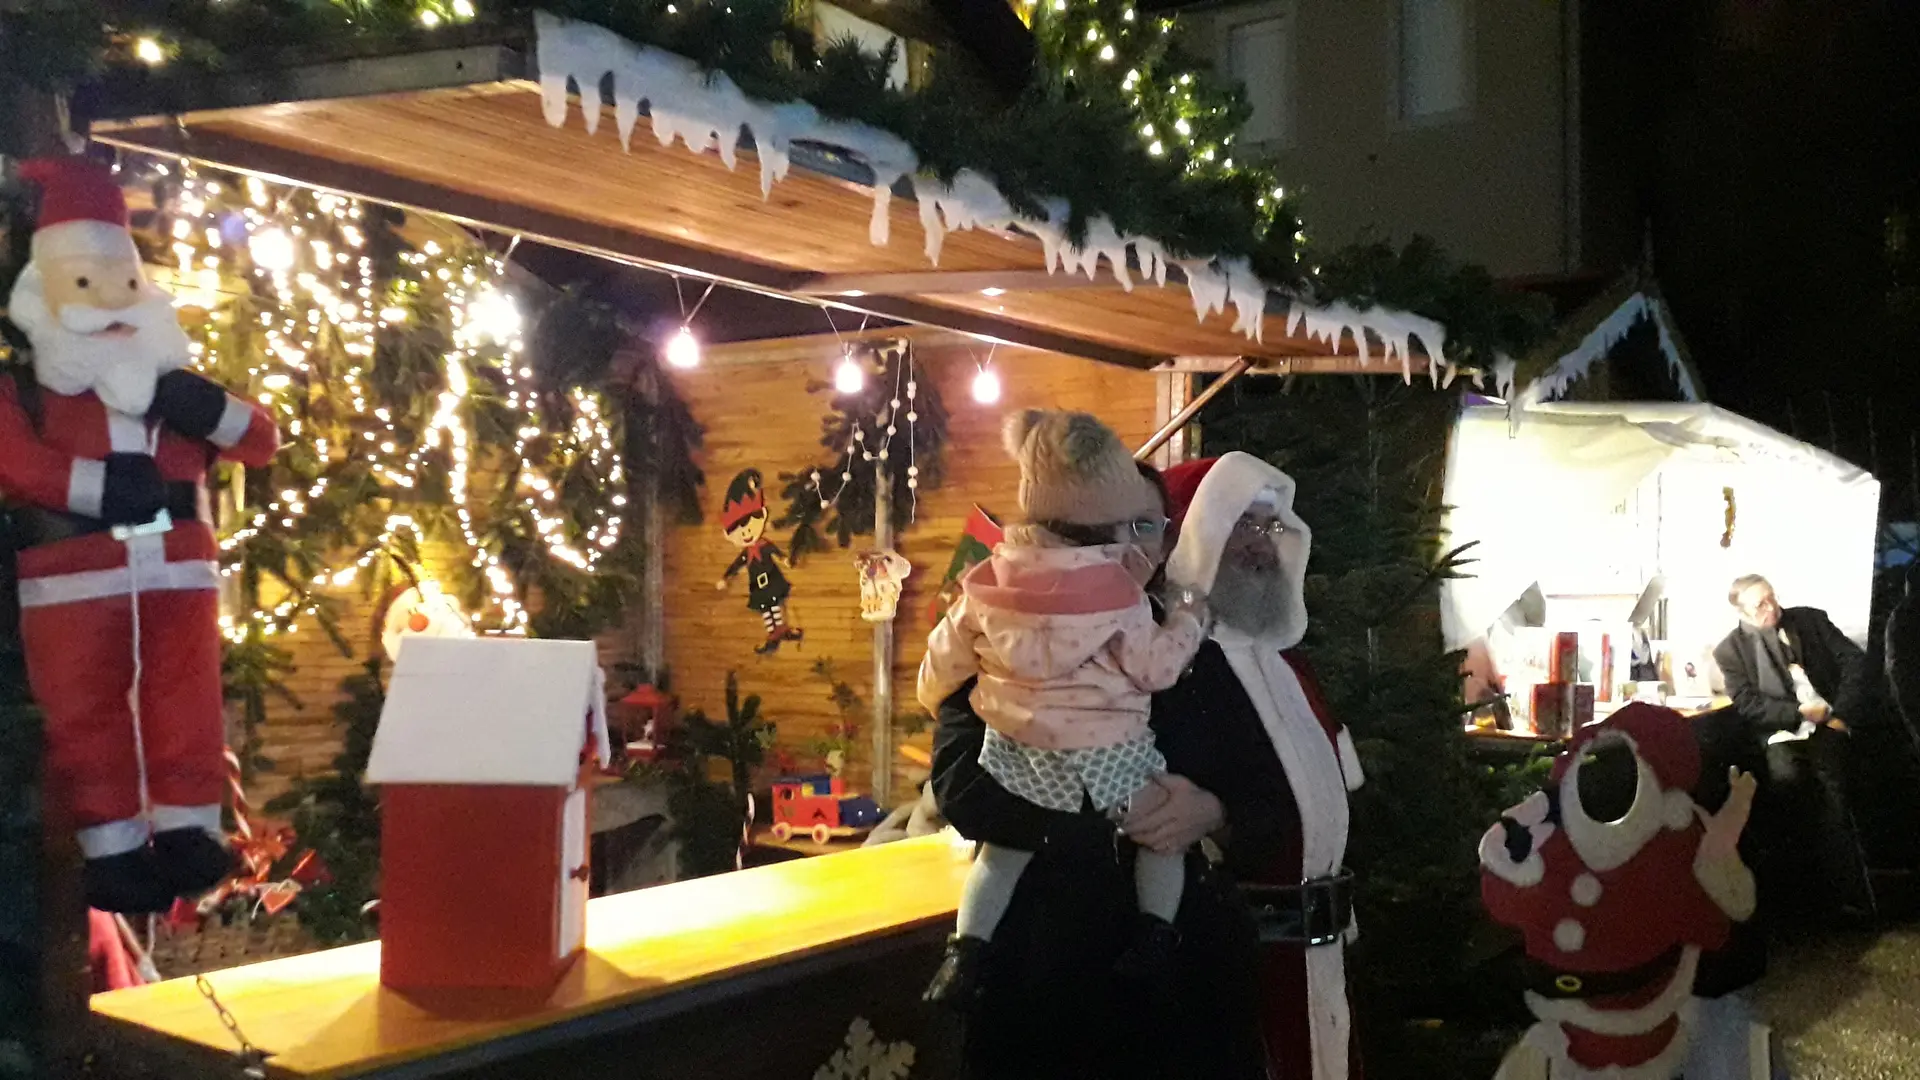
left=145, top=157, right=632, bottom=642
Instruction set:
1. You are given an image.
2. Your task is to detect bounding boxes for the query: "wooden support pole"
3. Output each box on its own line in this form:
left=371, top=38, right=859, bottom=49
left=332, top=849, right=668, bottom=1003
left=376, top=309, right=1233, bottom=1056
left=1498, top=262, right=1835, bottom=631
left=870, top=452, right=896, bottom=809
left=1134, top=357, right=1252, bottom=461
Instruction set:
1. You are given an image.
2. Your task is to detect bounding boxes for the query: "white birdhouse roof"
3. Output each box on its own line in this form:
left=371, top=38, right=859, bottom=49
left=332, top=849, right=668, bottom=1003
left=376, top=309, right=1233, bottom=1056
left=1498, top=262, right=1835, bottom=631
left=367, top=637, right=608, bottom=787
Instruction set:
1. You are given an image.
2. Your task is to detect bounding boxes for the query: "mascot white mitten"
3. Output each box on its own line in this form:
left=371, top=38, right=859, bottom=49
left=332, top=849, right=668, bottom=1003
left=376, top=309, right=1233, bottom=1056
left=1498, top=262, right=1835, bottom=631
left=1480, top=703, right=1765, bottom=1080
left=3, top=156, right=280, bottom=913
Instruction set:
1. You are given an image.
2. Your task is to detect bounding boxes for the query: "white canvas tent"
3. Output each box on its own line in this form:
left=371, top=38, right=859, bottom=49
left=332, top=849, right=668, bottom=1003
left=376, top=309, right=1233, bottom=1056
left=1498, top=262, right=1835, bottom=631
left=1440, top=403, right=1880, bottom=676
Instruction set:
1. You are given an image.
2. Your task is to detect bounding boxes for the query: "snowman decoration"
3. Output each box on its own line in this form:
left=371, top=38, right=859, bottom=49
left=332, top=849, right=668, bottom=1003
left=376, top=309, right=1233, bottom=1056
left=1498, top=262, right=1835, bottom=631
left=380, top=580, right=475, bottom=663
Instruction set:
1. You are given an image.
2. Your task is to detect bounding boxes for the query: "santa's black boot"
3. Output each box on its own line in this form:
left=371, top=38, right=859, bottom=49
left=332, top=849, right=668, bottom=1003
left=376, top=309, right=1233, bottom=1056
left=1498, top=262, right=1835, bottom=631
left=84, top=848, right=178, bottom=914
left=152, top=827, right=235, bottom=896
left=922, top=934, right=990, bottom=1012
left=1114, top=914, right=1181, bottom=986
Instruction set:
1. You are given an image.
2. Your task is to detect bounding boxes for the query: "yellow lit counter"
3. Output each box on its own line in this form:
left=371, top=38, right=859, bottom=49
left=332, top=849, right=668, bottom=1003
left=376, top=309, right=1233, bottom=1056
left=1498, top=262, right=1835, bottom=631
left=92, top=835, right=971, bottom=1079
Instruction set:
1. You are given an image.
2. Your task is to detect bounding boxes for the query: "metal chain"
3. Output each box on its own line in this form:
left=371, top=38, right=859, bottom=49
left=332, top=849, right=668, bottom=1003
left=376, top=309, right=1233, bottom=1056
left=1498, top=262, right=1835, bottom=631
left=195, top=974, right=270, bottom=1079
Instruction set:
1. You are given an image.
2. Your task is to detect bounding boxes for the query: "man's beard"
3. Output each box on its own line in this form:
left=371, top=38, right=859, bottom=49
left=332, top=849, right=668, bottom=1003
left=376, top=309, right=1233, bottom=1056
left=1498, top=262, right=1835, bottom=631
left=1209, top=556, right=1290, bottom=636
left=7, top=265, right=191, bottom=414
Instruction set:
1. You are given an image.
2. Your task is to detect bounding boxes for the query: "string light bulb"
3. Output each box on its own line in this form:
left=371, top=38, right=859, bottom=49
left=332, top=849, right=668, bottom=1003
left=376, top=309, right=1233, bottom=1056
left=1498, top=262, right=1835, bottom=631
left=248, top=227, right=296, bottom=272
left=134, top=38, right=165, bottom=65
left=971, top=364, right=1002, bottom=405
left=833, top=349, right=866, bottom=395
left=463, top=285, right=522, bottom=345
left=665, top=325, right=702, bottom=369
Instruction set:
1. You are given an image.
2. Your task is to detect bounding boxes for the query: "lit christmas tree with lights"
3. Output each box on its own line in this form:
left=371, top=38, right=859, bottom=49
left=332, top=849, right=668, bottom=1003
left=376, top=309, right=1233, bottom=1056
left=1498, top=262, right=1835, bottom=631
left=1021, top=0, right=1309, bottom=280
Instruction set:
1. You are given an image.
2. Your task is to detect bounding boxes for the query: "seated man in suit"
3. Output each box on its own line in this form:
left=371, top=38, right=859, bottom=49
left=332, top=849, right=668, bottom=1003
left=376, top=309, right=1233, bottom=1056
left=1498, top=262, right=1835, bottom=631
left=1714, top=573, right=1872, bottom=918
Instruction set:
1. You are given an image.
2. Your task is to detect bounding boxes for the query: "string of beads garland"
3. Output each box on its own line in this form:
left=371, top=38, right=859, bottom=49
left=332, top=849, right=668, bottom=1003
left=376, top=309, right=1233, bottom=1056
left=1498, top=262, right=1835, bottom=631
left=779, top=340, right=946, bottom=562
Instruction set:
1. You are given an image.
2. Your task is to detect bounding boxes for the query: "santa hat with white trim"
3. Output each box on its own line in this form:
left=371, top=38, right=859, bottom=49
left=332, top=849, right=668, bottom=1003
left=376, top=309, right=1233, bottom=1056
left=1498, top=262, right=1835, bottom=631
left=18, top=157, right=140, bottom=264
left=1161, top=451, right=1313, bottom=648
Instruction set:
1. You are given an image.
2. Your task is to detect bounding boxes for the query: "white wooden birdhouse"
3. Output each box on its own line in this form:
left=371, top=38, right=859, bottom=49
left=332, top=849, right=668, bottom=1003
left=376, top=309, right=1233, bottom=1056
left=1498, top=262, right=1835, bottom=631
left=366, top=636, right=608, bottom=991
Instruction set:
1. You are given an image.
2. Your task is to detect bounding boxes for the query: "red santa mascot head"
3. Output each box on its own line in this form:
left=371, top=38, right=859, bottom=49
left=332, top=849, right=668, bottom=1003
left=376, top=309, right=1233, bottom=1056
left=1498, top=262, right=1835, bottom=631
left=7, top=157, right=192, bottom=413
left=1481, top=703, right=1757, bottom=1079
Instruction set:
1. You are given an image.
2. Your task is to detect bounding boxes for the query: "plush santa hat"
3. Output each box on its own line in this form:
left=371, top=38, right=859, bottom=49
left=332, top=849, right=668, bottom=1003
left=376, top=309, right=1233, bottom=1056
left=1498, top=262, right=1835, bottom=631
left=1161, top=452, right=1313, bottom=647
left=17, top=157, right=140, bottom=264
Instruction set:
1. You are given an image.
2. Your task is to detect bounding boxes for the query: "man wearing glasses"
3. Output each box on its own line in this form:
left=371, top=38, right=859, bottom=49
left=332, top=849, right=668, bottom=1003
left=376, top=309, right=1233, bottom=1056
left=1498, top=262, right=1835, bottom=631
left=1714, top=574, right=1873, bottom=920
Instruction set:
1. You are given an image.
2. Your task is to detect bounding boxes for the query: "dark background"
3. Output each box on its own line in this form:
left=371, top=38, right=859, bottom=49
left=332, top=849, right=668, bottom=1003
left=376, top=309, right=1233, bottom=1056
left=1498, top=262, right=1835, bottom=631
left=1584, top=0, right=1920, bottom=520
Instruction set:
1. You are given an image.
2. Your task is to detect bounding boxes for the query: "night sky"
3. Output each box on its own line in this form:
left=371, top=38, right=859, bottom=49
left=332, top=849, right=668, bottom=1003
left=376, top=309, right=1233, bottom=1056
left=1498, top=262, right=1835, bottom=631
left=1597, top=1, right=1920, bottom=517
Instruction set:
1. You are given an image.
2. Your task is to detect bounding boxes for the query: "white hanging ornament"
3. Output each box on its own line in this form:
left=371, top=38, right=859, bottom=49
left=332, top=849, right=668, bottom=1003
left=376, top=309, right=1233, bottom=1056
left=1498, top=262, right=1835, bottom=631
left=855, top=549, right=913, bottom=622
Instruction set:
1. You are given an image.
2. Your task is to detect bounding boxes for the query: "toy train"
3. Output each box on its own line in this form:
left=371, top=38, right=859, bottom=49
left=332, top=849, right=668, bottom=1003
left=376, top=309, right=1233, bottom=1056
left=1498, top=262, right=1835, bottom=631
left=768, top=774, right=884, bottom=844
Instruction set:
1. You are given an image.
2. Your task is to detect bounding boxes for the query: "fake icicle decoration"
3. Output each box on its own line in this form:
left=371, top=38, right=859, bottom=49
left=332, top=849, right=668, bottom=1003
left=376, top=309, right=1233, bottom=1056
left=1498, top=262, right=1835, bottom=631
left=1516, top=291, right=1700, bottom=406
left=535, top=12, right=914, bottom=245
left=1284, top=299, right=1450, bottom=384
left=908, top=172, right=1168, bottom=294
left=533, top=12, right=1440, bottom=354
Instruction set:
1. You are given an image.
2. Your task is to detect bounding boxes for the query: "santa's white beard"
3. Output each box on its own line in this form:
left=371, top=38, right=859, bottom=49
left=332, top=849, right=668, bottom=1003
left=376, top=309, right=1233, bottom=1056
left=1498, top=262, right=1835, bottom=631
left=7, top=265, right=191, bottom=414
left=1211, top=557, right=1292, bottom=636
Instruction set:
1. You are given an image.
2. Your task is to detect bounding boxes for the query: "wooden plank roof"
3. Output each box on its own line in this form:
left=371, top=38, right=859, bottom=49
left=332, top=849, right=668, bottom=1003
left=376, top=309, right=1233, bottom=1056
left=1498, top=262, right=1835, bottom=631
left=87, top=38, right=1374, bottom=370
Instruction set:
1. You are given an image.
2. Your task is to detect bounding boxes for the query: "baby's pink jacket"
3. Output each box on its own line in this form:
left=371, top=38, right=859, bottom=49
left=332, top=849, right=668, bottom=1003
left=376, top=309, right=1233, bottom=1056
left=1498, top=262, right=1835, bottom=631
left=916, top=543, right=1204, bottom=750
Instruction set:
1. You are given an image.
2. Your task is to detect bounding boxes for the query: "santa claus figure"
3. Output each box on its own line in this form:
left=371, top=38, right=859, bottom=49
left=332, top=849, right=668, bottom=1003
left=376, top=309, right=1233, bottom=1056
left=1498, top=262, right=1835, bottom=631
left=2, top=156, right=280, bottom=913
left=1161, top=451, right=1368, bottom=1080
left=1481, top=703, right=1765, bottom=1080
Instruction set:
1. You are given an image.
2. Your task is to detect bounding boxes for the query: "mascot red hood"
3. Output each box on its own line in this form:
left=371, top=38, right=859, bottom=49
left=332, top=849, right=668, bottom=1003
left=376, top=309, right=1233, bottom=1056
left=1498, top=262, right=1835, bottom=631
left=1481, top=703, right=1757, bottom=1079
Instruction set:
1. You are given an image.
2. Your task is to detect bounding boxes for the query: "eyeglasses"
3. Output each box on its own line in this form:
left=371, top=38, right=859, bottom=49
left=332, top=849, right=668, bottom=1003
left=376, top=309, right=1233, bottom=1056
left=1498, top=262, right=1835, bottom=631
left=1127, top=516, right=1170, bottom=539
left=1232, top=517, right=1287, bottom=539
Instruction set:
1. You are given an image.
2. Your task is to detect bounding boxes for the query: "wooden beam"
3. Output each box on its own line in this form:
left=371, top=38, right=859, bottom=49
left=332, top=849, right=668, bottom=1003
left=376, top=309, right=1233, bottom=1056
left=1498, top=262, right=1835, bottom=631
left=91, top=124, right=1166, bottom=369
left=1153, top=354, right=1454, bottom=376
left=791, top=269, right=1115, bottom=297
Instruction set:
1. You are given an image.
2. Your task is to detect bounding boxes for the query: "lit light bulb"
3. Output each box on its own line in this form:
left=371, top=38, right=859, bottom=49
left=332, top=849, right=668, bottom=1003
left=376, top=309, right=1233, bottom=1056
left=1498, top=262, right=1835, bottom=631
left=971, top=365, right=1002, bottom=405
left=135, top=38, right=165, bottom=65
left=248, top=227, right=296, bottom=272
left=465, top=285, right=522, bottom=344
left=420, top=8, right=442, bottom=27
left=834, top=351, right=866, bottom=395
left=665, top=325, right=702, bottom=369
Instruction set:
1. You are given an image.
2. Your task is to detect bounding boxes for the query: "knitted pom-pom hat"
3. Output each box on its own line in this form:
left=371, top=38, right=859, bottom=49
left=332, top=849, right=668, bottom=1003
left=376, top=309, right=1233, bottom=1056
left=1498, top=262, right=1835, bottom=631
left=1002, top=409, right=1158, bottom=526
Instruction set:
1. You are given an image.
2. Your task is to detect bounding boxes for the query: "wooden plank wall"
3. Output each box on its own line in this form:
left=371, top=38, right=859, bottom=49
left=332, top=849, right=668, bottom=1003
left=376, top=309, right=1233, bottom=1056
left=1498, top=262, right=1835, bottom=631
left=246, top=541, right=634, bottom=805
left=249, top=332, right=1158, bottom=809
left=660, top=332, right=1160, bottom=797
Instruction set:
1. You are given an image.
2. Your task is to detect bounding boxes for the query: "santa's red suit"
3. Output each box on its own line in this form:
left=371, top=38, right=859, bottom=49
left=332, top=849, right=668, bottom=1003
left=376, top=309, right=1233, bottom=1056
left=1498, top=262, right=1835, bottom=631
left=2, top=157, right=279, bottom=903
left=1480, top=704, right=1760, bottom=1079
left=1163, top=452, right=1368, bottom=1080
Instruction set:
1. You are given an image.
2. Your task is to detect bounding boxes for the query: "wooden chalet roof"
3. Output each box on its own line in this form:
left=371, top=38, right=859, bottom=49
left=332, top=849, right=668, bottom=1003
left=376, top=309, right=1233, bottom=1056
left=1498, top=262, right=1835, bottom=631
left=85, top=33, right=1390, bottom=372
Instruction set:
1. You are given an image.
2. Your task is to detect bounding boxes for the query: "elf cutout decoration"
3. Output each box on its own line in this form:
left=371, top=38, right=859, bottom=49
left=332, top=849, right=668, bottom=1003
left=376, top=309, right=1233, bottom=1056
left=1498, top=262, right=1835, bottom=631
left=715, top=468, right=803, bottom=655
left=1481, top=703, right=1767, bottom=1080
left=1, top=156, right=280, bottom=913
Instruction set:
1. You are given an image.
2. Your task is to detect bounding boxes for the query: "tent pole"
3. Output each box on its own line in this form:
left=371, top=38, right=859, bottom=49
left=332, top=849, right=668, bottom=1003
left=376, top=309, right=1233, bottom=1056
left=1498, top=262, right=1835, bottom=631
left=1134, top=357, right=1253, bottom=461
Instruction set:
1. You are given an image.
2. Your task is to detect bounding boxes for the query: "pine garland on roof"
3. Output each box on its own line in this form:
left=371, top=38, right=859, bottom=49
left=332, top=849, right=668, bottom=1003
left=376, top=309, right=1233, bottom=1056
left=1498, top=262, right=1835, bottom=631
left=6, top=0, right=1549, bottom=368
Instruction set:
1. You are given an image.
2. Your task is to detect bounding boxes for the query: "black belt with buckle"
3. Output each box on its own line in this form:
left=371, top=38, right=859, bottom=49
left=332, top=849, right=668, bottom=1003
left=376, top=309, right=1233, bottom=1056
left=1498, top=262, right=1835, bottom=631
left=1241, top=870, right=1355, bottom=946
left=9, top=484, right=199, bottom=548
left=1520, top=944, right=1685, bottom=1000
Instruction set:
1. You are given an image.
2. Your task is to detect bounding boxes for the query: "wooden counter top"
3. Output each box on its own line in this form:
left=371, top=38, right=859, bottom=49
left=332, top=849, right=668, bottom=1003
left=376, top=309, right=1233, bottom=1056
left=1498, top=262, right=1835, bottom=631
left=92, top=834, right=973, bottom=1078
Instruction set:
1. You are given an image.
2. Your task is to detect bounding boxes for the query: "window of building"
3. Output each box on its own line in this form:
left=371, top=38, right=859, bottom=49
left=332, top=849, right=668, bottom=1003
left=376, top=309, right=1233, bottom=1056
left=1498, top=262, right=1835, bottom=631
left=1223, top=13, right=1291, bottom=146
left=1396, top=0, right=1470, bottom=122
left=815, top=3, right=909, bottom=90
